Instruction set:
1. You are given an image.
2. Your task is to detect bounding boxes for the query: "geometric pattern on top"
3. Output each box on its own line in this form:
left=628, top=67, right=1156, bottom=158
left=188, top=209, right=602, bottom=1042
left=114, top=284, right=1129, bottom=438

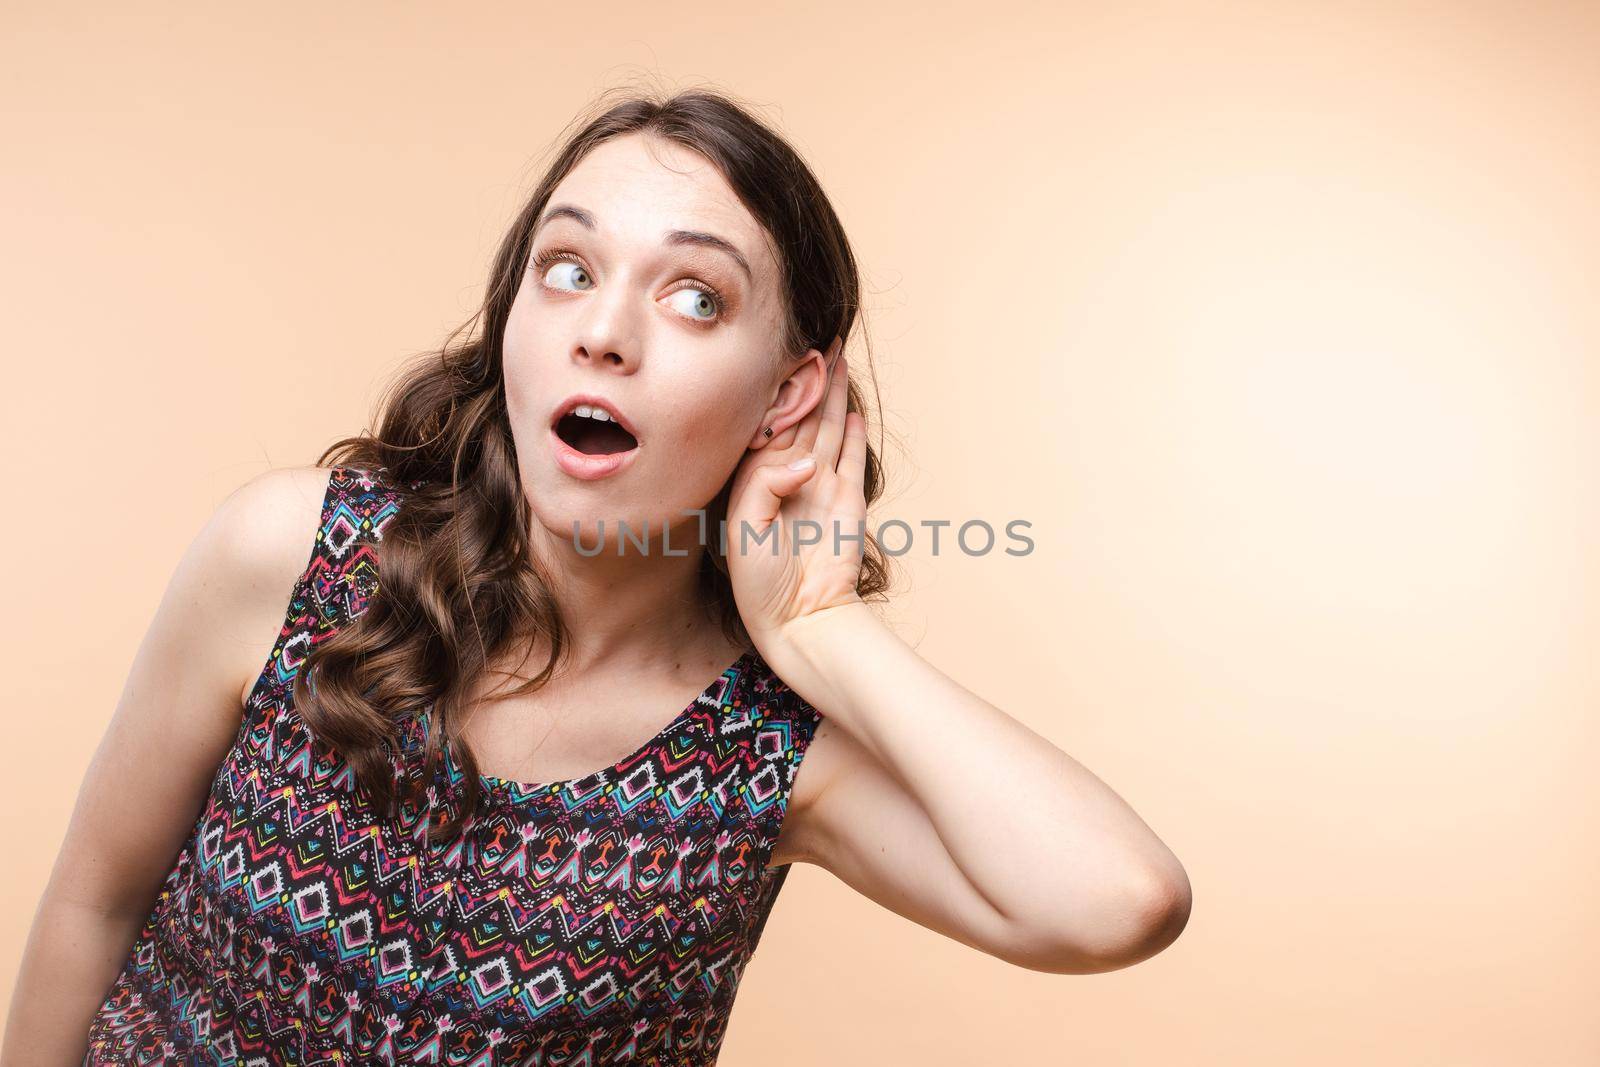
left=84, top=465, right=824, bottom=1065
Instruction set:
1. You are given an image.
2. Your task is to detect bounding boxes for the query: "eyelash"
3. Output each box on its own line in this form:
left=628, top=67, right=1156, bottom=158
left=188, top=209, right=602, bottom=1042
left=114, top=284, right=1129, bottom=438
left=528, top=247, right=728, bottom=322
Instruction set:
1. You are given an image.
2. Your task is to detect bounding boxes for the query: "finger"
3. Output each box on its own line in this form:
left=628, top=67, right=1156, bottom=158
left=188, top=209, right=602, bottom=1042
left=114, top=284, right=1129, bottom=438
left=729, top=455, right=818, bottom=537
left=837, top=410, right=868, bottom=494
left=812, top=349, right=849, bottom=471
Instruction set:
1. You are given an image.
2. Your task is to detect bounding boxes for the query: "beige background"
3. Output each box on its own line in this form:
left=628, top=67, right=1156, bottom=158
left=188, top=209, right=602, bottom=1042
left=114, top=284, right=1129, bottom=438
left=3, top=2, right=1596, bottom=1063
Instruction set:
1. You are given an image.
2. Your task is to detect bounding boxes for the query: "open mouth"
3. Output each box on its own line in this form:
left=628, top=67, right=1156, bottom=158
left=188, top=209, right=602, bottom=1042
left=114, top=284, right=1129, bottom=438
left=554, top=409, right=640, bottom=456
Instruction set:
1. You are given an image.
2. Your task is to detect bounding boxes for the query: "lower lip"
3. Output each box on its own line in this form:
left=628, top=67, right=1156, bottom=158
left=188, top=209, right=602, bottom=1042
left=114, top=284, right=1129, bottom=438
left=550, top=425, right=641, bottom=480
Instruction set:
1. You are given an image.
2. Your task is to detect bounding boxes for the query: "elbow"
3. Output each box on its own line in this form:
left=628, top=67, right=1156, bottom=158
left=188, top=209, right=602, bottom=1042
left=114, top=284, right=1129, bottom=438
left=1090, top=862, right=1192, bottom=972
left=1025, top=862, right=1194, bottom=975
left=1125, top=862, right=1193, bottom=960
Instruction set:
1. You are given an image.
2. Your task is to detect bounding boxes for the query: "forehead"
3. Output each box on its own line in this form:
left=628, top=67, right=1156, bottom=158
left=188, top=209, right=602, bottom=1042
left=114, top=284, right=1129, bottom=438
left=541, top=134, right=776, bottom=278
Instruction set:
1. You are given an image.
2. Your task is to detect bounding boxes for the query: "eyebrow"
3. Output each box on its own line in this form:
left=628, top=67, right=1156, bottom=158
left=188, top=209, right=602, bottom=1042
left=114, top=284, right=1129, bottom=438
left=536, top=203, right=753, bottom=283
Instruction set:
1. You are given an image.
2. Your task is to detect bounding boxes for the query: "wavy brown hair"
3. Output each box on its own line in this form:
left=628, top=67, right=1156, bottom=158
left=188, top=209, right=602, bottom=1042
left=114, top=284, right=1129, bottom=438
left=297, top=86, right=897, bottom=845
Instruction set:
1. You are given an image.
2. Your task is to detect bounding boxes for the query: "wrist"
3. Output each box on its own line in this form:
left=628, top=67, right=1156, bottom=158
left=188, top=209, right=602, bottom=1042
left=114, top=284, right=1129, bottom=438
left=756, top=598, right=880, bottom=713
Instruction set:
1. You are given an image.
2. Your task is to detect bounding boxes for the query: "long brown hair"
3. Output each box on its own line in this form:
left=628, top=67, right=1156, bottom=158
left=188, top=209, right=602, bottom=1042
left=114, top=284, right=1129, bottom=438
left=298, top=87, right=896, bottom=844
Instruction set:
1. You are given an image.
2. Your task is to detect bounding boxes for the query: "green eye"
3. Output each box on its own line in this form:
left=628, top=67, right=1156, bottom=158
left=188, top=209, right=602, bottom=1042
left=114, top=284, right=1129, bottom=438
left=529, top=247, right=725, bottom=324
left=665, top=286, right=722, bottom=322
left=543, top=259, right=594, bottom=291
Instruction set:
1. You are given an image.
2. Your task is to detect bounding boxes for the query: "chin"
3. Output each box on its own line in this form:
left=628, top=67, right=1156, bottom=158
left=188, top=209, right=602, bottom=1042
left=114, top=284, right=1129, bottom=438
left=528, top=493, right=650, bottom=549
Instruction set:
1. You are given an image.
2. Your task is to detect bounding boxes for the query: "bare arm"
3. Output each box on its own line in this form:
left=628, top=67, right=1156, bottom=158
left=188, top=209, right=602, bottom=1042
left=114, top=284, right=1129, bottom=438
left=737, top=346, right=1188, bottom=974
left=767, top=601, right=1192, bottom=975
left=0, top=466, right=332, bottom=1065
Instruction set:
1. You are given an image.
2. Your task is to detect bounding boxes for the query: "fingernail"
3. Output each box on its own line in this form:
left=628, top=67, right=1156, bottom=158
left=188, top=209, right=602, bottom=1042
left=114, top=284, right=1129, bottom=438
left=788, top=455, right=815, bottom=470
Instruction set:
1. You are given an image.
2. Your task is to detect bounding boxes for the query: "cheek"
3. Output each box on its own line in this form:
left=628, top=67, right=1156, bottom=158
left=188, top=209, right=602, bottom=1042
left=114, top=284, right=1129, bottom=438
left=501, top=288, right=539, bottom=386
left=501, top=328, right=548, bottom=431
left=650, top=381, right=762, bottom=479
left=501, top=361, right=535, bottom=436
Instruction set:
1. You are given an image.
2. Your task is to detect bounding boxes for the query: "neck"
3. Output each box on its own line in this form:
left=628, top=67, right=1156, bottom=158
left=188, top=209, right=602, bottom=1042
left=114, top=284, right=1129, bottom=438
left=523, top=509, right=735, bottom=673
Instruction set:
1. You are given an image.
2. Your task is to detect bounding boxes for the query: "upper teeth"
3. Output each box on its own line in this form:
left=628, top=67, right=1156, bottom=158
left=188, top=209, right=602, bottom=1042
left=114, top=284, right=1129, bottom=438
left=573, top=404, right=614, bottom=423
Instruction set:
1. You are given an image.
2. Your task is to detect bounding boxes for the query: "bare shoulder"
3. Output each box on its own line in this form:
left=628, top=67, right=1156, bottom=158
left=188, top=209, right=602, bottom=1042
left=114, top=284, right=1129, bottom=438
left=213, top=465, right=335, bottom=575
left=42, top=465, right=337, bottom=920
left=767, top=713, right=846, bottom=867
left=209, top=465, right=336, bottom=706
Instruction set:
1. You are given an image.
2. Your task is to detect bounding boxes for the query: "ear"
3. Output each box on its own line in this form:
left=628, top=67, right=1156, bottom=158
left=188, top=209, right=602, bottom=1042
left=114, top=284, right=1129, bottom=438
left=748, top=338, right=840, bottom=448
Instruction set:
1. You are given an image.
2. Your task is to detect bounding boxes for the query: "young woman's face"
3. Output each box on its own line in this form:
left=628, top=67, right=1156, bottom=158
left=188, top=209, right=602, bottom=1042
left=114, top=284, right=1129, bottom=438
left=502, top=132, right=796, bottom=549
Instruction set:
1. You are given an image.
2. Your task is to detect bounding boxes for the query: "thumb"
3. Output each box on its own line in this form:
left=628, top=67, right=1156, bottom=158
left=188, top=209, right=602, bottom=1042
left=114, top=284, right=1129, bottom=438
left=732, top=454, right=816, bottom=532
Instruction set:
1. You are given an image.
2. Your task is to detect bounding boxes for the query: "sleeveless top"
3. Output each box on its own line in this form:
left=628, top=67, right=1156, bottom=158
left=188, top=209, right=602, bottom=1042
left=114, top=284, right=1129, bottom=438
left=84, top=465, right=824, bottom=1066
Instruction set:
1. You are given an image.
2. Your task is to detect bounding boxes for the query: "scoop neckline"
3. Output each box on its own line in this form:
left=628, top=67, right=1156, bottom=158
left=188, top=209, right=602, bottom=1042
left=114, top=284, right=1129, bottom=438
left=474, top=646, right=759, bottom=798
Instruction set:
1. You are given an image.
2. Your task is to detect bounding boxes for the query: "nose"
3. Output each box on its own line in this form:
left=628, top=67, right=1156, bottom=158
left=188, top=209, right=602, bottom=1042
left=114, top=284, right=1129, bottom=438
left=570, top=284, right=641, bottom=374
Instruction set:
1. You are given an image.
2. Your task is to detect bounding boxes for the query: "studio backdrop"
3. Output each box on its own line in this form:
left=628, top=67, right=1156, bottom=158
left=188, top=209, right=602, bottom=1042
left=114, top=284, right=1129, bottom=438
left=2, top=3, right=1594, bottom=1064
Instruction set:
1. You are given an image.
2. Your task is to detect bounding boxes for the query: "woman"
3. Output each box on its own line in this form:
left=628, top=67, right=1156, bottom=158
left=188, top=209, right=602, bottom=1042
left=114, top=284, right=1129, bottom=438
left=4, top=89, right=1191, bottom=1065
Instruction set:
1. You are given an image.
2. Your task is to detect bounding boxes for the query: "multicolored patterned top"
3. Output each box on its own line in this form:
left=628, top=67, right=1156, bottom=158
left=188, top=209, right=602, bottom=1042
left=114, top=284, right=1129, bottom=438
left=85, top=465, right=824, bottom=1066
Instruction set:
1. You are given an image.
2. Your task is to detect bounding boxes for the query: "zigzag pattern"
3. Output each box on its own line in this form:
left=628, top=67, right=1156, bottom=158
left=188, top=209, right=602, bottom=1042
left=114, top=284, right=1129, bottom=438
left=85, top=466, right=822, bottom=1065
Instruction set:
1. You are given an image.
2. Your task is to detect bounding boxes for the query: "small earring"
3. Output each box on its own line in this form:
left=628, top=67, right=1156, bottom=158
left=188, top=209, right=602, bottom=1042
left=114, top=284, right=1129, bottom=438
left=763, top=426, right=773, bottom=438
